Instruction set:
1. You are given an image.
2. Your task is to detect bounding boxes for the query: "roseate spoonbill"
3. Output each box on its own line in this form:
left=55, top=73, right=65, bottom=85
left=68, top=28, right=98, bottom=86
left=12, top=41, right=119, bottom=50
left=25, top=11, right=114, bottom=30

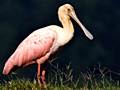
left=3, top=4, right=93, bottom=87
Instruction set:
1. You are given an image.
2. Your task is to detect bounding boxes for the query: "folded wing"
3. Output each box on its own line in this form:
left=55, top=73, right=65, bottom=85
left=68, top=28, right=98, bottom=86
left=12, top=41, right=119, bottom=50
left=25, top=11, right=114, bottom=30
left=3, top=29, right=56, bottom=74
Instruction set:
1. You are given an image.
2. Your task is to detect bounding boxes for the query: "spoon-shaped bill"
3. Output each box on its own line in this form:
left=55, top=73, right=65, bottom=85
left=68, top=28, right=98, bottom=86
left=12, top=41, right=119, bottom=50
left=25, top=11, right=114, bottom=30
left=70, top=12, right=93, bottom=40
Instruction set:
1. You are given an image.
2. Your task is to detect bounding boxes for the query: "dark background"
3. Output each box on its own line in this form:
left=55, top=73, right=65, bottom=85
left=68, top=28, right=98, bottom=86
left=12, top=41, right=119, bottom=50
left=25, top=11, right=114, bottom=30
left=1, top=0, right=120, bottom=83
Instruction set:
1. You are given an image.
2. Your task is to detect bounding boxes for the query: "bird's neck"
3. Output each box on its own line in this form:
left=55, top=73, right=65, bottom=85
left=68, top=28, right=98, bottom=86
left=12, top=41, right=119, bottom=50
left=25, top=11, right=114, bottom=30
left=61, top=17, right=74, bottom=34
left=56, top=15, right=74, bottom=46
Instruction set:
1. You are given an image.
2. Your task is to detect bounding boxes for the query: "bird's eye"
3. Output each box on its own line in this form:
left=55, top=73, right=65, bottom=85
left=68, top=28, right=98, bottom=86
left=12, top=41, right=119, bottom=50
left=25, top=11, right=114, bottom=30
left=67, top=8, right=70, bottom=11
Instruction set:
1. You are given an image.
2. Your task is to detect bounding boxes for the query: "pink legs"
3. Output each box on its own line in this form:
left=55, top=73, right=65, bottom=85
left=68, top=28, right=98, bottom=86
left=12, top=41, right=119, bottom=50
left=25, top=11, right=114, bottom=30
left=41, top=61, right=47, bottom=87
left=37, top=61, right=48, bottom=87
left=37, top=64, right=41, bottom=86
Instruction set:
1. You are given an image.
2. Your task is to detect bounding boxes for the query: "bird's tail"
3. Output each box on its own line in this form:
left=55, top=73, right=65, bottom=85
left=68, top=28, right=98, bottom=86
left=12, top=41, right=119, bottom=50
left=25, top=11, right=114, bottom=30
left=3, top=58, right=14, bottom=74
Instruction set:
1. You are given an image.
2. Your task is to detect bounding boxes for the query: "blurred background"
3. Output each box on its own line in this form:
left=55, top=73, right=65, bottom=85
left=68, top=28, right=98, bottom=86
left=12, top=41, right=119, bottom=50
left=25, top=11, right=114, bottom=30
left=0, top=0, right=120, bottom=83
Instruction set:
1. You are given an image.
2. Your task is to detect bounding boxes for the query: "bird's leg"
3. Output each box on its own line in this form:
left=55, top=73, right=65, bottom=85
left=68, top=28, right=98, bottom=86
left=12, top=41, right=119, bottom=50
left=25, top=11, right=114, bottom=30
left=41, top=61, right=48, bottom=88
left=37, top=64, right=41, bottom=86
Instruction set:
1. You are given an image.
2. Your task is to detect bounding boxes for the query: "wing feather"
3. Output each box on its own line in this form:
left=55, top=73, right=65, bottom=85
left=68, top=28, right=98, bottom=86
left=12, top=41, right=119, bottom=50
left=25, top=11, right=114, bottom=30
left=3, top=29, right=56, bottom=74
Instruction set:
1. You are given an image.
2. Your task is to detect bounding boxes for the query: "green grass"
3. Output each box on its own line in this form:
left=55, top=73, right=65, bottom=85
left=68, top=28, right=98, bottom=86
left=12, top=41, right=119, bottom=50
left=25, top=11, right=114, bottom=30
left=1, top=62, right=120, bottom=90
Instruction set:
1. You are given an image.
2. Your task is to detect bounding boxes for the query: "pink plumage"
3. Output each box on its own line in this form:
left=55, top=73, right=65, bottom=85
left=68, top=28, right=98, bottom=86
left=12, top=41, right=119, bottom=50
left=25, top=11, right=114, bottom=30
left=3, top=28, right=56, bottom=74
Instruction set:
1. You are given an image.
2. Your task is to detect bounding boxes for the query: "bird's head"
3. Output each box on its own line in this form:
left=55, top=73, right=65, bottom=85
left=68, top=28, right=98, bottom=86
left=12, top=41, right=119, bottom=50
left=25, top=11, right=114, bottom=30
left=58, top=4, right=93, bottom=40
left=58, top=4, right=74, bottom=16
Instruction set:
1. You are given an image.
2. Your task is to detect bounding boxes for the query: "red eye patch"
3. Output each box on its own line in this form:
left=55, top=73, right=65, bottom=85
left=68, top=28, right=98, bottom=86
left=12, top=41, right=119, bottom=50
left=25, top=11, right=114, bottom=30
left=67, top=8, right=70, bottom=11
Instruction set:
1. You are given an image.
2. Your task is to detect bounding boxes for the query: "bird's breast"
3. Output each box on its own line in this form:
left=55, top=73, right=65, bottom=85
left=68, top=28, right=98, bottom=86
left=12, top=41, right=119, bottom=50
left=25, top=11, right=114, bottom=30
left=49, top=39, right=60, bottom=54
left=48, top=25, right=74, bottom=46
left=42, top=25, right=74, bottom=54
left=55, top=30, right=74, bottom=46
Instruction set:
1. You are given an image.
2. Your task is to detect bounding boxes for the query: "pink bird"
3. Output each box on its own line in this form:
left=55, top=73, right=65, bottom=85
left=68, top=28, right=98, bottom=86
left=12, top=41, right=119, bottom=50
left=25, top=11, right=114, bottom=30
left=3, top=4, right=93, bottom=87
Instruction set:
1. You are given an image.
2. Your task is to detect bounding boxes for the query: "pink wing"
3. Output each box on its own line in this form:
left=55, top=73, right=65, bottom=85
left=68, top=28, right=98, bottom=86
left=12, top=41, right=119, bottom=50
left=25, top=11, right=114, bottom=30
left=3, top=29, right=56, bottom=74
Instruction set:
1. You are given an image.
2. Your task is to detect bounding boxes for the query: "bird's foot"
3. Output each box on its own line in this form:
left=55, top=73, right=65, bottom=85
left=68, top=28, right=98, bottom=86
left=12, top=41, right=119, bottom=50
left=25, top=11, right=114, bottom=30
left=37, top=76, right=41, bottom=86
left=41, top=76, right=46, bottom=88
